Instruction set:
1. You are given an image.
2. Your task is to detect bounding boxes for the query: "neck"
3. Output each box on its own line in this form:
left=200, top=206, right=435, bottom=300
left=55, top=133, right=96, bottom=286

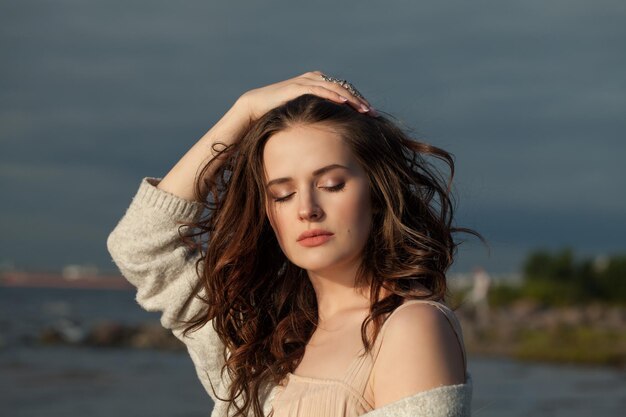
left=307, top=261, right=374, bottom=323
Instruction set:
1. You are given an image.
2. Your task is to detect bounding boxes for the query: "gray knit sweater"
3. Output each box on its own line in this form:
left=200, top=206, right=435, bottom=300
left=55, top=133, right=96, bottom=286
left=106, top=177, right=473, bottom=417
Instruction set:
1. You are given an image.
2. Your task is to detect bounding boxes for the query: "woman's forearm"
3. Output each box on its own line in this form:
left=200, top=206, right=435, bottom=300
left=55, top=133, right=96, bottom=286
left=157, top=98, right=251, bottom=202
left=157, top=71, right=373, bottom=202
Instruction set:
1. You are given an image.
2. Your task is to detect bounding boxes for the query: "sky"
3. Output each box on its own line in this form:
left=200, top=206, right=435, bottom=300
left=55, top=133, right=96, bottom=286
left=1, top=0, right=625, bottom=275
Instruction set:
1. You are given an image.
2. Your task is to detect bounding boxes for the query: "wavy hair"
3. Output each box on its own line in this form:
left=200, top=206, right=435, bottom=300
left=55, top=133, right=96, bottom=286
left=177, top=94, right=483, bottom=417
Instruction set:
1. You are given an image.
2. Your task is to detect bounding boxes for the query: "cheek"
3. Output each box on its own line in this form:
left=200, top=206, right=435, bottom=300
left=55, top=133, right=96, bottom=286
left=353, top=189, right=374, bottom=238
left=337, top=188, right=372, bottom=235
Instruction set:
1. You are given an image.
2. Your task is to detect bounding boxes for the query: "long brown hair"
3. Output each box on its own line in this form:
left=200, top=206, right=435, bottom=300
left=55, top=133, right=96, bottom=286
left=178, top=94, right=483, bottom=417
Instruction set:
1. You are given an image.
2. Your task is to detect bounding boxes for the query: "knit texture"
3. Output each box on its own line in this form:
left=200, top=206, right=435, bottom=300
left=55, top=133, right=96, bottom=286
left=107, top=177, right=473, bottom=417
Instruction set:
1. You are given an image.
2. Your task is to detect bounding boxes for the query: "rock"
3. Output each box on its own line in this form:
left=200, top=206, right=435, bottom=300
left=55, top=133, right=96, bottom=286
left=559, top=307, right=585, bottom=326
left=129, top=323, right=184, bottom=350
left=37, top=319, right=87, bottom=345
left=39, top=328, right=65, bottom=344
left=509, top=299, right=543, bottom=321
left=605, top=306, right=626, bottom=330
left=54, top=318, right=87, bottom=344
left=86, top=321, right=134, bottom=347
left=583, top=304, right=605, bottom=323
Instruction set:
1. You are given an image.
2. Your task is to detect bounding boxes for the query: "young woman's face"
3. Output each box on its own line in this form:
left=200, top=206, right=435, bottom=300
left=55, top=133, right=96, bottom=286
left=263, top=123, right=373, bottom=274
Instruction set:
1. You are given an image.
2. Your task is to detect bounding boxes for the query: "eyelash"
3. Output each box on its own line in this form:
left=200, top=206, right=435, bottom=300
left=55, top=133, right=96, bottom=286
left=273, top=183, right=345, bottom=203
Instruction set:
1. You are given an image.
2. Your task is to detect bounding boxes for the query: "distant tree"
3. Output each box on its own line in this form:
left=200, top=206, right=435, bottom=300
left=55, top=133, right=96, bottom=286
left=595, top=255, right=626, bottom=303
left=491, top=249, right=625, bottom=306
left=520, top=248, right=626, bottom=305
left=524, top=248, right=576, bottom=283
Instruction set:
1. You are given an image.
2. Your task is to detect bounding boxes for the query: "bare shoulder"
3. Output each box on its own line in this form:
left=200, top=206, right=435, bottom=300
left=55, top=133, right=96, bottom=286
left=371, top=302, right=466, bottom=409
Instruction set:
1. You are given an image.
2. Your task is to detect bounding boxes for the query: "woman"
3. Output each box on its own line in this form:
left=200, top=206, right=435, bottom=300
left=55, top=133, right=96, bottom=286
left=107, top=71, right=481, bottom=417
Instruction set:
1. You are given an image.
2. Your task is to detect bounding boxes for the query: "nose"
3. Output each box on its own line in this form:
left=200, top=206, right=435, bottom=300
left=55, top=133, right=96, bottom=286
left=298, top=189, right=324, bottom=221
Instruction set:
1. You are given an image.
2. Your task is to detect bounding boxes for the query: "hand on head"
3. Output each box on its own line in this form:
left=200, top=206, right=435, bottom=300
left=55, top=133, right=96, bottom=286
left=236, top=71, right=378, bottom=122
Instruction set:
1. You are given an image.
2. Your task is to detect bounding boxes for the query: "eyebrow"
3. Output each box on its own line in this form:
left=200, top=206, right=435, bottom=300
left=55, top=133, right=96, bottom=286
left=265, top=164, right=350, bottom=188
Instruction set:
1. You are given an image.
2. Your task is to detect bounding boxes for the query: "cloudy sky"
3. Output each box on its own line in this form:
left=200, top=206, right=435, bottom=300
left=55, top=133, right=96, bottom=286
left=1, top=0, right=624, bottom=275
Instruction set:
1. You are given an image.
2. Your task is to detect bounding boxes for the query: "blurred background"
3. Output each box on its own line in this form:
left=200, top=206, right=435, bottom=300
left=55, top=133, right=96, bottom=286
left=1, top=0, right=625, bottom=416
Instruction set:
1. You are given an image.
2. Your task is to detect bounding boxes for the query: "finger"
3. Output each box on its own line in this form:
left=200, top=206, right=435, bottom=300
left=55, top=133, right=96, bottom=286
left=306, top=79, right=372, bottom=113
left=299, top=70, right=325, bottom=80
left=317, top=77, right=372, bottom=109
left=311, top=84, right=371, bottom=114
left=299, top=71, right=371, bottom=108
left=291, top=83, right=351, bottom=106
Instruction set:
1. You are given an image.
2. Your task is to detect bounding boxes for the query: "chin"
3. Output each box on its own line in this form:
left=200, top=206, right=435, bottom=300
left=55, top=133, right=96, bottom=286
left=290, top=258, right=337, bottom=273
left=289, top=252, right=358, bottom=274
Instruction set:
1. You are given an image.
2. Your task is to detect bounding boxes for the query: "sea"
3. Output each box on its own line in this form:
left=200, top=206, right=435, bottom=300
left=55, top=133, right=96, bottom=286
left=1, top=287, right=625, bottom=417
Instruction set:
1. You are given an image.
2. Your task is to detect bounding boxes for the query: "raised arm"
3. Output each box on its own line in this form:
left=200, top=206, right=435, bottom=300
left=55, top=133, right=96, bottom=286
left=106, top=71, right=375, bottom=413
left=157, top=70, right=373, bottom=202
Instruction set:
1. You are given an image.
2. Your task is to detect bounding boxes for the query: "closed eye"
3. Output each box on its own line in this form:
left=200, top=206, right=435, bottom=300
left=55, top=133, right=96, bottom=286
left=323, top=183, right=345, bottom=192
left=273, top=193, right=294, bottom=203
left=272, top=183, right=345, bottom=203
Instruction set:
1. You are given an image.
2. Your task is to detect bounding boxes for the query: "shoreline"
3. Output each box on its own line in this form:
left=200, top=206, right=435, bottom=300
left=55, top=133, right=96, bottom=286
left=0, top=271, right=134, bottom=290
left=454, top=300, right=626, bottom=369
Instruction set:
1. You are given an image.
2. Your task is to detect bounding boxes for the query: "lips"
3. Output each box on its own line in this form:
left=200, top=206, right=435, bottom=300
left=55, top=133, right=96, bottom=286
left=297, top=229, right=334, bottom=242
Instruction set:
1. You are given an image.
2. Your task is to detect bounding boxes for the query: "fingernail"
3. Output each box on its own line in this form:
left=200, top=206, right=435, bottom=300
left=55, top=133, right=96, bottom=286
left=360, top=104, right=370, bottom=112
left=339, top=95, right=349, bottom=102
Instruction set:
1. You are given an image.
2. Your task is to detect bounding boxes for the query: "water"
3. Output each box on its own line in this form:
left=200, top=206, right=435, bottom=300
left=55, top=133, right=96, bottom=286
left=470, top=357, right=626, bottom=417
left=1, top=346, right=212, bottom=417
left=1, top=287, right=625, bottom=416
left=0, top=287, right=158, bottom=346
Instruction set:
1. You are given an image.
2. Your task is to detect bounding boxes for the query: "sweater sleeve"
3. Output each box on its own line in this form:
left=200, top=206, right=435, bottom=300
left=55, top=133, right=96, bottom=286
left=359, top=373, right=473, bottom=417
left=106, top=177, right=231, bottom=409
